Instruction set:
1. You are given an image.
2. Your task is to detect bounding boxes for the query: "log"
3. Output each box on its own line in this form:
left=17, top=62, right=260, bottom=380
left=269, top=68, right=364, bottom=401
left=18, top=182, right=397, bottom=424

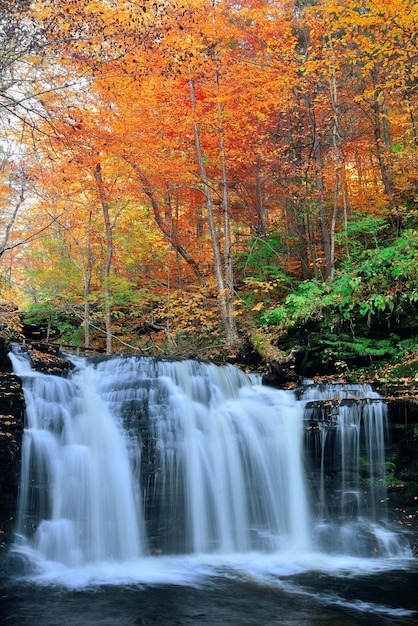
left=245, top=326, right=298, bottom=385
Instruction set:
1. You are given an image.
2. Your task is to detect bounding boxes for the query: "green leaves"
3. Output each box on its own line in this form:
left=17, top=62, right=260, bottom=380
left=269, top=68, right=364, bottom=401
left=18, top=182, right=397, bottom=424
left=261, top=225, right=418, bottom=367
left=261, top=279, right=324, bottom=327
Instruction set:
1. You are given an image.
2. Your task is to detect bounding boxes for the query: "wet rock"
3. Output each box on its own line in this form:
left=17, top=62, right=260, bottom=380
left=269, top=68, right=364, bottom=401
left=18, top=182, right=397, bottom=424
left=26, top=341, right=74, bottom=376
left=0, top=360, right=25, bottom=548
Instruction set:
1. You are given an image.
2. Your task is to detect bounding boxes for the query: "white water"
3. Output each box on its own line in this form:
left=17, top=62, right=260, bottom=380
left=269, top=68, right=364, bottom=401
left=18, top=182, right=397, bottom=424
left=9, top=352, right=414, bottom=592
left=302, top=383, right=390, bottom=526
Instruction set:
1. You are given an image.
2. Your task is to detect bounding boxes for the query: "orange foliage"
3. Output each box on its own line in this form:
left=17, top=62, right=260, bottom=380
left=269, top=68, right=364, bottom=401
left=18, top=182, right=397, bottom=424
left=0, top=0, right=415, bottom=347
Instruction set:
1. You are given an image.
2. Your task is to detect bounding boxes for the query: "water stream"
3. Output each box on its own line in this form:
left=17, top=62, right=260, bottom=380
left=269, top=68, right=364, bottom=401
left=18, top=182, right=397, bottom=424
left=2, top=351, right=417, bottom=625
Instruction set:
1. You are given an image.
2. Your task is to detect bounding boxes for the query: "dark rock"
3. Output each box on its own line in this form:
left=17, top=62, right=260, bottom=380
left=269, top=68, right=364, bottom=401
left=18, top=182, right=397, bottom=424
left=0, top=337, right=12, bottom=372
left=0, top=347, right=25, bottom=548
left=26, top=341, right=74, bottom=375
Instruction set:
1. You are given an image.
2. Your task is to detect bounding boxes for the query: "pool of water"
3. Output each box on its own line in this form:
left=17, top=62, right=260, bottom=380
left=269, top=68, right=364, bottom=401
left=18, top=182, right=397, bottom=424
left=1, top=551, right=417, bottom=626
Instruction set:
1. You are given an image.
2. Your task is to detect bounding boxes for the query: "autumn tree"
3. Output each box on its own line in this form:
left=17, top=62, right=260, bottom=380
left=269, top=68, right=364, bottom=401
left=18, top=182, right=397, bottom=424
left=3, top=0, right=415, bottom=360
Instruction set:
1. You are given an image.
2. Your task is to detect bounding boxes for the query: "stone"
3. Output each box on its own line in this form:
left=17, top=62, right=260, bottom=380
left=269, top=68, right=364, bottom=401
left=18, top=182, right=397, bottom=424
left=0, top=364, right=25, bottom=548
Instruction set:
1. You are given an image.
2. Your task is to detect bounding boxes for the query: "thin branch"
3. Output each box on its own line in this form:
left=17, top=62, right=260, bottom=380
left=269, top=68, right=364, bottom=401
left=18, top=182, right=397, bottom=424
left=0, top=210, right=68, bottom=257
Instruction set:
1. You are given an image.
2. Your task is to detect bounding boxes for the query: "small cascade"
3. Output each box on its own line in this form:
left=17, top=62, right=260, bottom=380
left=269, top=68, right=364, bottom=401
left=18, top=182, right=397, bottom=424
left=300, top=382, right=397, bottom=556
left=9, top=352, right=411, bottom=576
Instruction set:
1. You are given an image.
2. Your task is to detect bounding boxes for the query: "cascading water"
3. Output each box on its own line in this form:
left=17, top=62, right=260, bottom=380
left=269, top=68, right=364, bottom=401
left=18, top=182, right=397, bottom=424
left=300, top=383, right=399, bottom=556
left=12, top=352, right=146, bottom=566
left=8, top=350, right=413, bottom=587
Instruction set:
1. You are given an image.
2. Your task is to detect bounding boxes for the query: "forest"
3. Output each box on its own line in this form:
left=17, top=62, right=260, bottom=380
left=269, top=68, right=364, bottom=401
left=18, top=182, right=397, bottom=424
left=0, top=0, right=417, bottom=383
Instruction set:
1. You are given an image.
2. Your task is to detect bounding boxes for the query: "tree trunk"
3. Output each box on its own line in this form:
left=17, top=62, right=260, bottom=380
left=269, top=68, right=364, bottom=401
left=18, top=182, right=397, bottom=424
left=216, top=73, right=238, bottom=344
left=297, top=212, right=311, bottom=280
left=314, top=147, right=333, bottom=279
left=328, top=33, right=345, bottom=278
left=306, top=99, right=333, bottom=279
left=371, top=66, right=399, bottom=231
left=244, top=324, right=297, bottom=383
left=135, top=168, right=203, bottom=280
left=254, top=161, right=268, bottom=236
left=0, top=175, right=26, bottom=258
left=82, top=208, right=94, bottom=349
left=93, top=163, right=113, bottom=355
left=189, top=77, right=238, bottom=345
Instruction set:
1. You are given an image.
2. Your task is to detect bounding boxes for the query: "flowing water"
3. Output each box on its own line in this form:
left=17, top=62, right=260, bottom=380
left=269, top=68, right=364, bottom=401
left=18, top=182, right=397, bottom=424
left=1, top=352, right=417, bottom=625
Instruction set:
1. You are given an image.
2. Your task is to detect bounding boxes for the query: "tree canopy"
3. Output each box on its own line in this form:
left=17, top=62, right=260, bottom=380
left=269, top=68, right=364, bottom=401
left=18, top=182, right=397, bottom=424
left=0, top=0, right=416, bottom=375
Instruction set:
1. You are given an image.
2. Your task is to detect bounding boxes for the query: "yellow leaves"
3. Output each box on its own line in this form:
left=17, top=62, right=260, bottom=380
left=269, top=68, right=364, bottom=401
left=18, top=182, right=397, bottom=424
left=0, top=308, right=23, bottom=340
left=245, top=277, right=280, bottom=294
left=151, top=288, right=220, bottom=337
left=302, top=0, right=416, bottom=76
left=252, top=301, right=264, bottom=312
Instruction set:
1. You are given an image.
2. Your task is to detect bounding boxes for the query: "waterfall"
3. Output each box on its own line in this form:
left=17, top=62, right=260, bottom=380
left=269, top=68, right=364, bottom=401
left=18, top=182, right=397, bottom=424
left=9, top=352, right=411, bottom=578
left=11, top=353, right=145, bottom=566
left=301, top=383, right=397, bottom=556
